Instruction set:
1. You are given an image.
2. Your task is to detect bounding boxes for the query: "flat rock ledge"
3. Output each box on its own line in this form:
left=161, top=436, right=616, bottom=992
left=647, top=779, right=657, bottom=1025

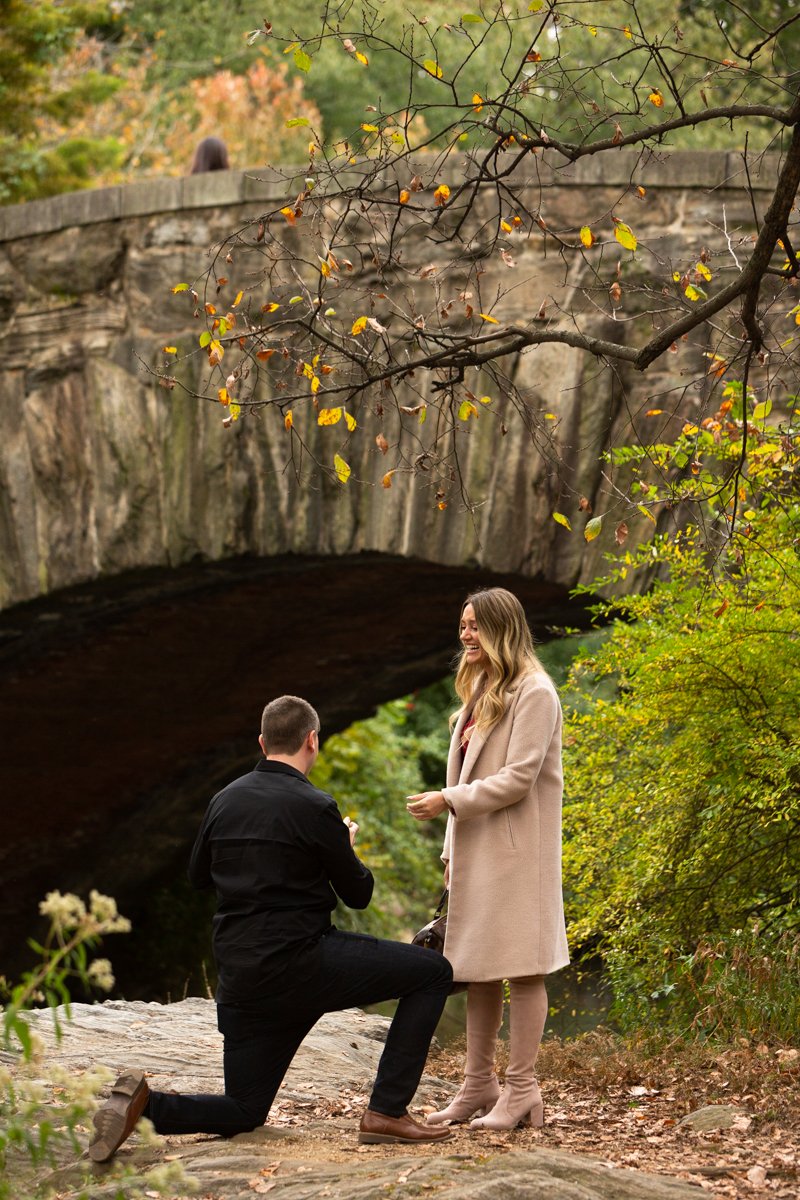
left=15, top=997, right=703, bottom=1200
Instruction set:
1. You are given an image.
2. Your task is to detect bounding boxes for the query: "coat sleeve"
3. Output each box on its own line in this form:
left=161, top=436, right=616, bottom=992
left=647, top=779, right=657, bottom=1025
left=441, top=676, right=561, bottom=821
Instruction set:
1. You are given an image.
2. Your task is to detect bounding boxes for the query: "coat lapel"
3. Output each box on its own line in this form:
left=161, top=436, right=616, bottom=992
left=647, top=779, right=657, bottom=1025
left=447, top=710, right=468, bottom=787
left=460, top=723, right=487, bottom=782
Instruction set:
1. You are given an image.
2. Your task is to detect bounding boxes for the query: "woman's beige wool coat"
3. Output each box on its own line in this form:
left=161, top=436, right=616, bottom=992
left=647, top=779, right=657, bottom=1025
left=441, top=669, right=570, bottom=982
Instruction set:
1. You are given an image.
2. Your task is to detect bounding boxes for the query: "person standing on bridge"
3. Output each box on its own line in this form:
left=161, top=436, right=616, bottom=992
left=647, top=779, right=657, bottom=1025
left=190, top=135, right=230, bottom=173
left=407, top=587, right=569, bottom=1131
left=89, top=695, right=453, bottom=1157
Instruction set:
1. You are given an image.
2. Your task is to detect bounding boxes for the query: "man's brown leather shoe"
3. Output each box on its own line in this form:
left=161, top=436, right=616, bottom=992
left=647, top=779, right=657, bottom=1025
left=359, top=1109, right=454, bottom=1144
left=89, top=1068, right=150, bottom=1162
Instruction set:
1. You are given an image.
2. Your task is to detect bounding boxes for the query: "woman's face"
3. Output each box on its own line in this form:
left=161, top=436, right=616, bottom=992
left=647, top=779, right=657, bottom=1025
left=459, top=603, right=486, bottom=667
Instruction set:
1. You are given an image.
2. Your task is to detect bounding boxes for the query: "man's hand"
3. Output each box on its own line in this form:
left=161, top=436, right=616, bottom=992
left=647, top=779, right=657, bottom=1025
left=343, top=816, right=359, bottom=847
left=443, top=861, right=450, bottom=888
left=406, top=791, right=447, bottom=820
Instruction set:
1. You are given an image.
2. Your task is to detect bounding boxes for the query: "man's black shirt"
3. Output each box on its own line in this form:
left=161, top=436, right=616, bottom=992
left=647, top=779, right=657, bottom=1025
left=188, top=759, right=374, bottom=1004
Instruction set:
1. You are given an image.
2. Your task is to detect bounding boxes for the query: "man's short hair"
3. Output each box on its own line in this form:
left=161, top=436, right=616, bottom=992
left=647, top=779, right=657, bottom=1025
left=261, top=695, right=320, bottom=755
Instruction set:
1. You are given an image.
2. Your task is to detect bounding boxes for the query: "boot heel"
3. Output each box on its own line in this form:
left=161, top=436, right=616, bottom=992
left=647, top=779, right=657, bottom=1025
left=520, top=1099, right=544, bottom=1129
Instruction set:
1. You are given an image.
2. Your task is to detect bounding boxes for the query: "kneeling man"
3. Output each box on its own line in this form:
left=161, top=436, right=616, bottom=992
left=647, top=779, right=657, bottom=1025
left=90, top=695, right=452, bottom=1157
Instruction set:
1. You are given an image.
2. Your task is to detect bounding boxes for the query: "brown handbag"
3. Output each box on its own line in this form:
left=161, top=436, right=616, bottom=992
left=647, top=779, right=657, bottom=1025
left=411, top=889, right=466, bottom=992
left=412, top=888, right=448, bottom=953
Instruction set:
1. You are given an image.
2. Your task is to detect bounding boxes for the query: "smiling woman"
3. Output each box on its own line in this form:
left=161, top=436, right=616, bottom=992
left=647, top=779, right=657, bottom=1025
left=407, top=587, right=569, bottom=1132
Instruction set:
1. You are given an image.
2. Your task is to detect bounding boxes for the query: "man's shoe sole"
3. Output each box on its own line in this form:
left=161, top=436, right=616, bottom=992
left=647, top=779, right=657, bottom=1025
left=89, top=1069, right=149, bottom=1162
left=359, top=1129, right=453, bottom=1144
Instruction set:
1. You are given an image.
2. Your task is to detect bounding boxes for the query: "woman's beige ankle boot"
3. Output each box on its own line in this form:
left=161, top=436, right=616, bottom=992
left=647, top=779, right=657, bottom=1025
left=470, top=975, right=547, bottom=1131
left=427, top=981, right=503, bottom=1124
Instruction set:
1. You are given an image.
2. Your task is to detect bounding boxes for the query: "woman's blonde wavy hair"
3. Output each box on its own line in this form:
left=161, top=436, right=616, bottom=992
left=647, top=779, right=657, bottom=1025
left=453, top=587, right=542, bottom=733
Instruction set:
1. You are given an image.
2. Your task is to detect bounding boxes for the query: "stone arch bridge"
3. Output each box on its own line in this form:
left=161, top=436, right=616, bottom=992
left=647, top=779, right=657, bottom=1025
left=0, top=151, right=771, bottom=982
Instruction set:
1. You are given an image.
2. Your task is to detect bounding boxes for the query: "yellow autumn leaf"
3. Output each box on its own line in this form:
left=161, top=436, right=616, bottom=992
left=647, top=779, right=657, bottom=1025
left=171, top=282, right=189, bottom=293
left=233, top=290, right=243, bottom=306
left=351, top=316, right=368, bottom=335
left=472, top=92, right=484, bottom=112
left=334, top=453, right=351, bottom=484
left=584, top=516, right=603, bottom=542
left=284, top=410, right=293, bottom=430
left=479, top=312, right=499, bottom=324
left=318, top=407, right=342, bottom=425
left=553, top=512, right=572, bottom=531
left=344, top=410, right=357, bottom=432
left=695, top=261, right=712, bottom=280
left=218, top=387, right=229, bottom=406
left=500, top=219, right=512, bottom=233
left=479, top=395, right=492, bottom=404
left=434, top=183, right=450, bottom=205
left=646, top=409, right=663, bottom=416
left=458, top=400, right=478, bottom=421
left=320, top=260, right=331, bottom=278
left=423, top=59, right=443, bottom=78
left=684, top=284, right=707, bottom=301
left=261, top=301, right=280, bottom=313
left=623, top=25, right=633, bottom=38
left=399, top=189, right=410, bottom=204
left=310, top=376, right=320, bottom=394
left=613, top=220, right=637, bottom=252
left=382, top=470, right=395, bottom=488
left=580, top=226, right=594, bottom=247
left=638, top=504, right=657, bottom=523
left=162, top=345, right=177, bottom=354
left=648, top=90, right=664, bottom=107
left=229, top=402, right=241, bottom=421
left=361, top=123, right=379, bottom=133
left=355, top=51, right=368, bottom=65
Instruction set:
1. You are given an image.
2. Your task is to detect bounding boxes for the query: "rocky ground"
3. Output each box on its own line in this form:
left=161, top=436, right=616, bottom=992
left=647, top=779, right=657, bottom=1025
left=7, top=998, right=799, bottom=1200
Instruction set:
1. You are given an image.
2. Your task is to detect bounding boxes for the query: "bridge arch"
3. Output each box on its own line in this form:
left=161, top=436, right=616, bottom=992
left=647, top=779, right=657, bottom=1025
left=0, top=151, right=769, bottom=981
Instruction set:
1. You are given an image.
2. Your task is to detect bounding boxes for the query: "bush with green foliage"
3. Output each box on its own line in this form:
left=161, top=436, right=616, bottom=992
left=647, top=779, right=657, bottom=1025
left=561, top=400, right=800, bottom=1041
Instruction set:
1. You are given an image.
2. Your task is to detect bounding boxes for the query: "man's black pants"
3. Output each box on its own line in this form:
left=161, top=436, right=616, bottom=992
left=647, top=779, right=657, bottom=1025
left=146, top=930, right=453, bottom=1136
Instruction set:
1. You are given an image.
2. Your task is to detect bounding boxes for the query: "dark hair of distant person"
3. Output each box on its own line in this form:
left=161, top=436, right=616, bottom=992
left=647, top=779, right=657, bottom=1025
left=190, top=136, right=230, bottom=174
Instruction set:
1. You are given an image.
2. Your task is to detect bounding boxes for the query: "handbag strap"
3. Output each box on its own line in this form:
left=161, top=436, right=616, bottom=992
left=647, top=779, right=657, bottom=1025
left=433, top=888, right=448, bottom=919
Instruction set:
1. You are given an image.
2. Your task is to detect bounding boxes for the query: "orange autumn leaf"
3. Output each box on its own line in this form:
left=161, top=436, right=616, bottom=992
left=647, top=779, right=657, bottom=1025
left=433, top=183, right=450, bottom=206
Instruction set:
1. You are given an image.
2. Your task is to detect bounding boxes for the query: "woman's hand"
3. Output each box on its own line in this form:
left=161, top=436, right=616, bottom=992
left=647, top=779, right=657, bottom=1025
left=406, top=791, right=448, bottom=820
left=343, top=816, right=359, bottom=847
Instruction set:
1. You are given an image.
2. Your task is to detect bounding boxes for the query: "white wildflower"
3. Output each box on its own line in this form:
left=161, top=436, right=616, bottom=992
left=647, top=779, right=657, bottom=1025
left=87, top=959, right=115, bottom=992
left=89, top=890, right=132, bottom=934
left=39, top=890, right=87, bottom=932
left=141, top=1159, right=197, bottom=1191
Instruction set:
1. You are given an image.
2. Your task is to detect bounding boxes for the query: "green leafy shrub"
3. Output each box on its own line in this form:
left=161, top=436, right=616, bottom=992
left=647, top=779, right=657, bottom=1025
left=562, top=406, right=800, bottom=1042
